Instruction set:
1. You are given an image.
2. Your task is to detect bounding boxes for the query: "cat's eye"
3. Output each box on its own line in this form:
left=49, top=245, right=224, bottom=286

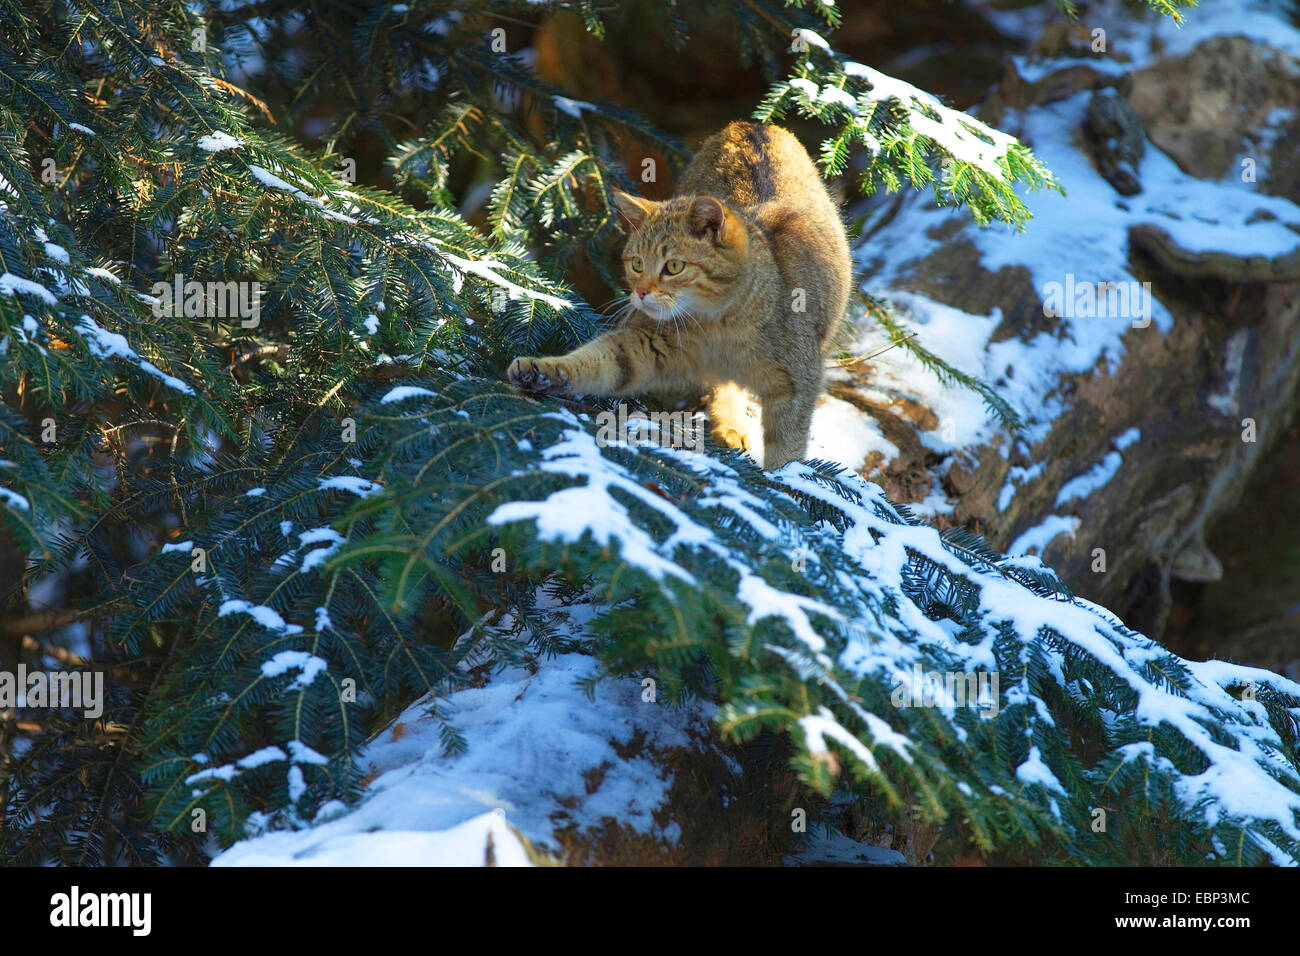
left=629, top=256, right=644, bottom=273
left=663, top=258, right=685, bottom=276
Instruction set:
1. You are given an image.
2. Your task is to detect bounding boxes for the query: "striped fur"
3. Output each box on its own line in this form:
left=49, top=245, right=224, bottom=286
left=508, top=121, right=851, bottom=469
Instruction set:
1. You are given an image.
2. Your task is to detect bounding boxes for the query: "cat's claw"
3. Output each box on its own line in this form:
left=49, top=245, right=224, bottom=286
left=508, top=357, right=570, bottom=394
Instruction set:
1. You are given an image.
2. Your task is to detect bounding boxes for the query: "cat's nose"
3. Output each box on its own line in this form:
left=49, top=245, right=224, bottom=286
left=636, top=287, right=649, bottom=299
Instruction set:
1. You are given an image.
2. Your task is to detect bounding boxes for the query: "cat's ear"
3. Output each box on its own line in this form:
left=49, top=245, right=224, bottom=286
left=689, top=196, right=728, bottom=243
left=612, top=190, right=656, bottom=230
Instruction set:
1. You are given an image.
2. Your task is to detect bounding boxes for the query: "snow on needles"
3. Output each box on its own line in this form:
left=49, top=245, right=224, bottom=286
left=773, top=465, right=1300, bottom=862
left=248, top=164, right=358, bottom=224
left=484, top=426, right=1300, bottom=860
left=840, top=60, right=1018, bottom=179
left=242, top=162, right=571, bottom=312
left=74, top=314, right=196, bottom=395
left=197, top=130, right=243, bottom=152
left=487, top=425, right=843, bottom=665
left=217, top=437, right=1300, bottom=864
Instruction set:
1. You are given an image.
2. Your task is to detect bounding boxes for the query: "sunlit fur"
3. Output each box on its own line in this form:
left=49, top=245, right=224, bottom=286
left=508, top=121, right=851, bottom=469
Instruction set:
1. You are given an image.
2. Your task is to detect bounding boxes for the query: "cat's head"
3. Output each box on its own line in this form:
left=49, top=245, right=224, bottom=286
left=612, top=190, right=748, bottom=322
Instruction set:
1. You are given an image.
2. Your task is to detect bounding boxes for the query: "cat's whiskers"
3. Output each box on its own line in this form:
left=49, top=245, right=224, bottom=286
left=666, top=308, right=684, bottom=349
left=673, top=302, right=706, bottom=339
left=666, top=300, right=695, bottom=349
left=597, top=291, right=631, bottom=312
left=607, top=294, right=636, bottom=326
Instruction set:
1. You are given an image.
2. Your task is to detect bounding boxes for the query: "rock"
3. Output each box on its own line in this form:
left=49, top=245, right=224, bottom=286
left=1084, top=90, right=1146, bottom=196
left=1129, top=222, right=1300, bottom=281
left=1127, top=35, right=1300, bottom=200
left=1171, top=532, right=1225, bottom=583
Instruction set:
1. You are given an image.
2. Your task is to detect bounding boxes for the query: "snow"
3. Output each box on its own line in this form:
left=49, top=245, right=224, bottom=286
left=161, top=540, right=193, bottom=554
left=0, top=487, right=30, bottom=512
left=238, top=746, right=287, bottom=770
left=696, top=485, right=782, bottom=541
left=440, top=252, right=569, bottom=310
left=298, top=528, right=343, bottom=547
left=735, top=574, right=839, bottom=655
left=553, top=96, right=593, bottom=118
left=216, top=641, right=712, bottom=866
left=296, top=527, right=345, bottom=573
left=1007, top=514, right=1080, bottom=557
left=248, top=164, right=358, bottom=225
left=380, top=385, right=438, bottom=404
left=818, top=86, right=858, bottom=111
left=289, top=740, right=329, bottom=766
left=74, top=315, right=196, bottom=395
left=1053, top=428, right=1141, bottom=508
left=771, top=466, right=1300, bottom=862
left=188, top=746, right=288, bottom=785
left=1115, top=427, right=1141, bottom=452
left=136, top=360, right=195, bottom=395
left=287, top=766, right=306, bottom=803
left=217, top=599, right=304, bottom=635
left=808, top=394, right=898, bottom=471
left=790, top=712, right=904, bottom=780
left=847, top=70, right=1300, bottom=488
left=43, top=242, right=69, bottom=264
left=248, top=165, right=299, bottom=194
left=1015, top=746, right=1066, bottom=795
left=994, top=0, right=1300, bottom=75
left=261, top=651, right=328, bottom=690
left=792, top=29, right=831, bottom=53
left=487, top=429, right=850, bottom=672
left=788, top=78, right=817, bottom=100
left=1055, top=452, right=1124, bottom=506
left=972, top=94, right=1300, bottom=300
left=317, top=476, right=382, bottom=497
left=488, top=427, right=704, bottom=583
left=785, top=831, right=906, bottom=867
left=839, top=60, right=1018, bottom=180
left=67, top=123, right=96, bottom=136
left=998, top=460, right=1045, bottom=511
left=0, top=273, right=58, bottom=305
left=217, top=812, right=532, bottom=867
left=196, top=130, right=243, bottom=152
left=818, top=292, right=1007, bottom=494
left=84, top=267, right=121, bottom=285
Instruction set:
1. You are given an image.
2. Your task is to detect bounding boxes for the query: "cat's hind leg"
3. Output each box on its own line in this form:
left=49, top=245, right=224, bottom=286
left=759, top=388, right=818, bottom=471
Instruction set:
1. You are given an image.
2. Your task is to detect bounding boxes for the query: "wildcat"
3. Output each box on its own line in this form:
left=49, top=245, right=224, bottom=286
left=507, top=121, right=851, bottom=469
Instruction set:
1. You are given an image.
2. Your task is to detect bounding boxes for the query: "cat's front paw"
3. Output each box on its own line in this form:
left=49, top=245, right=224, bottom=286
left=508, top=356, right=571, bottom=394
